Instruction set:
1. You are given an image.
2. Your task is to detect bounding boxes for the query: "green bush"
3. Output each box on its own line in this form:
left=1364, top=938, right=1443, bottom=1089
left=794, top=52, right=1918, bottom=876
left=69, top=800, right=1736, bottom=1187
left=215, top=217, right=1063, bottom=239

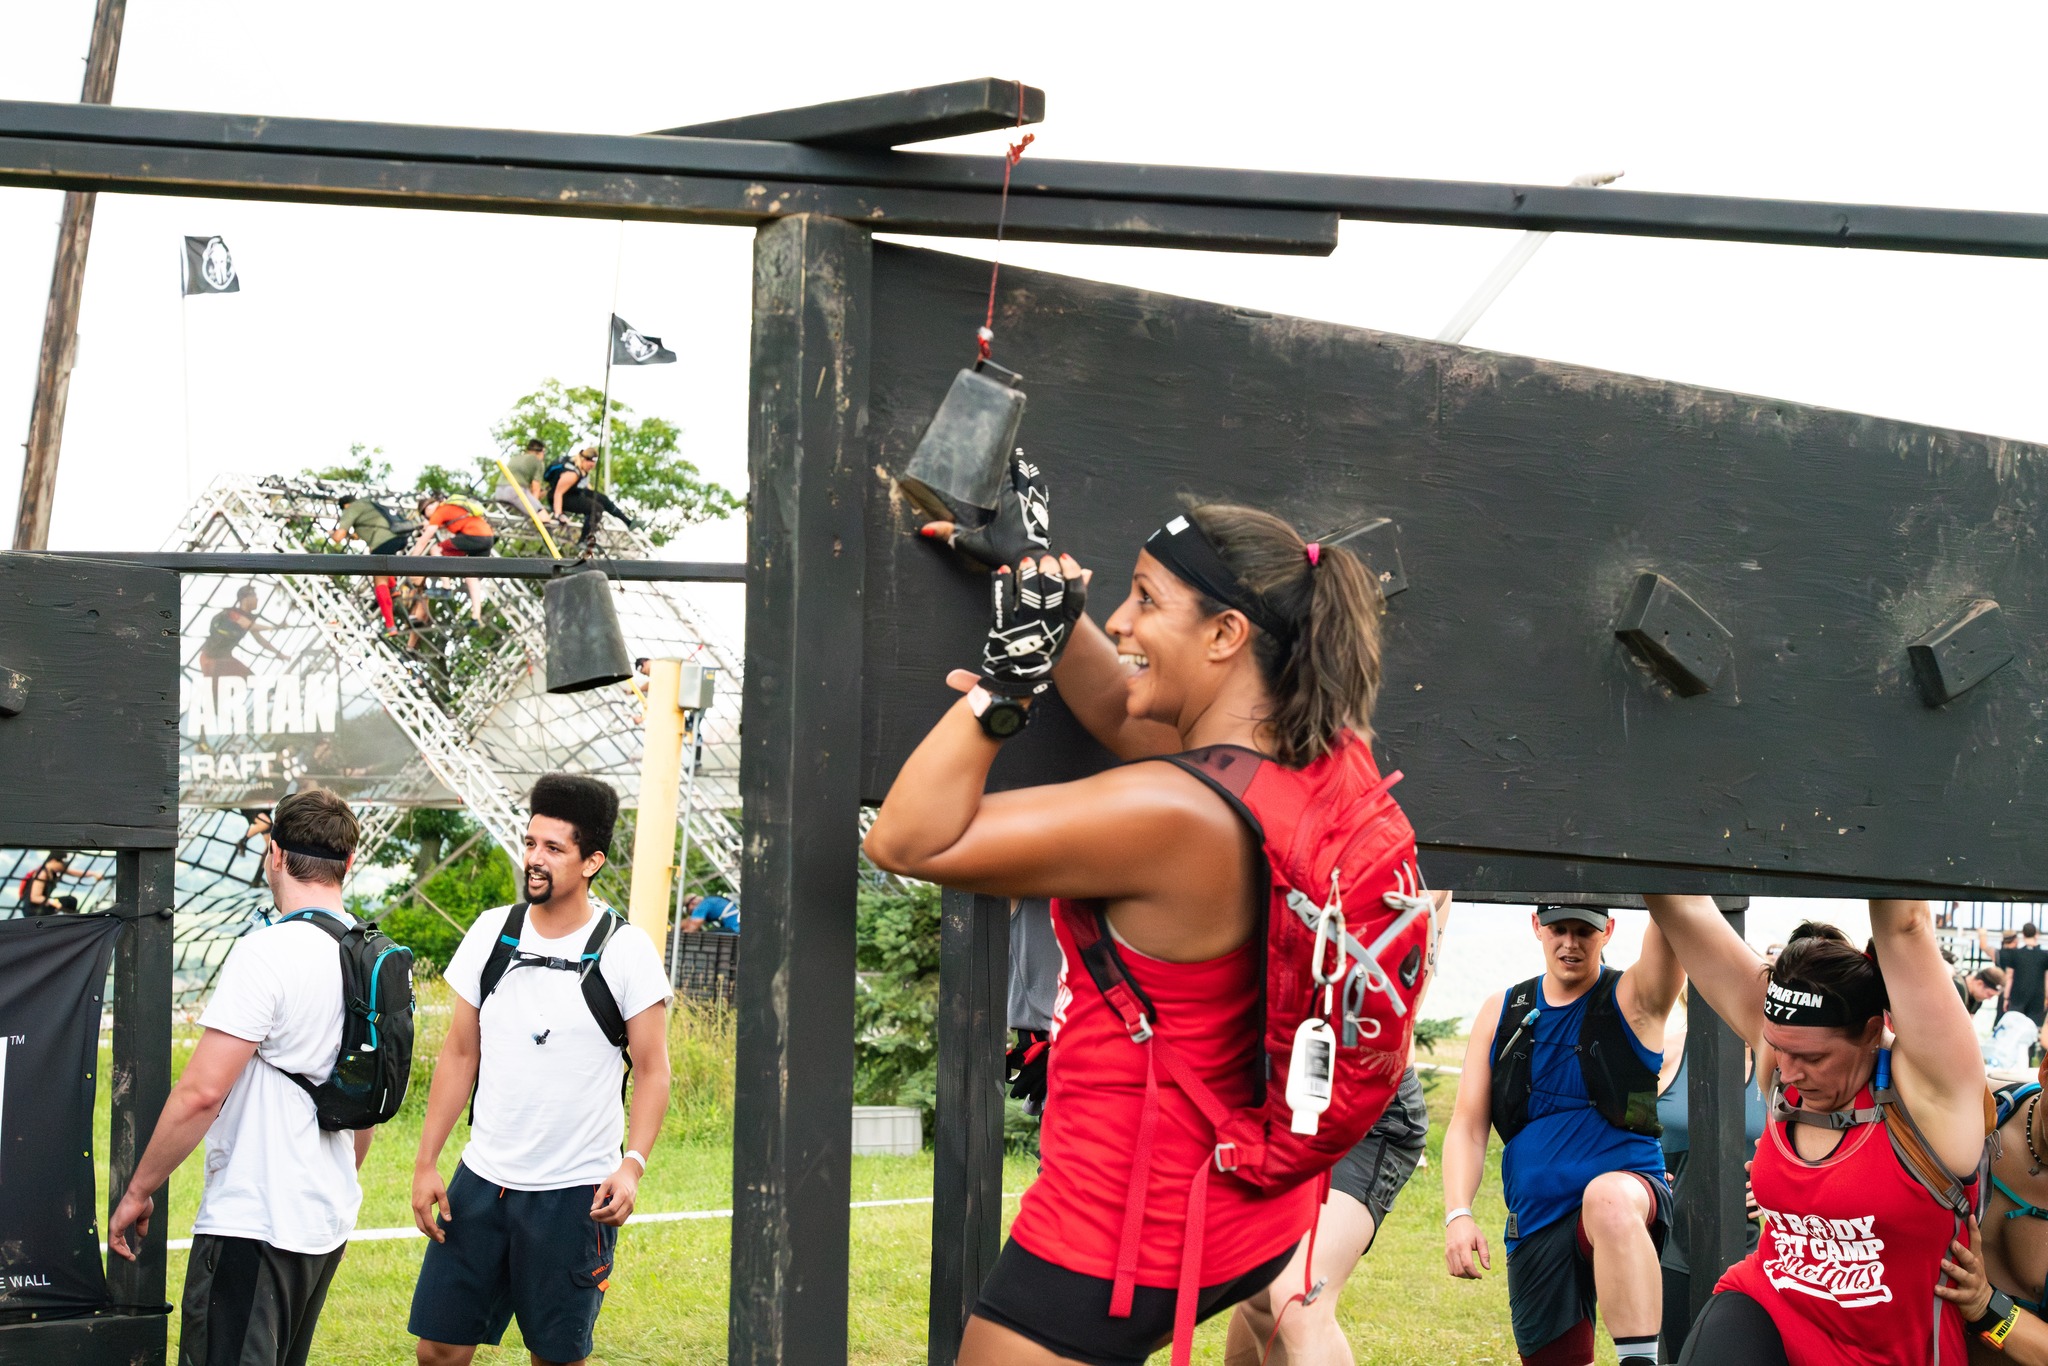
left=1413, top=1016, right=1460, bottom=1055
left=853, top=881, right=940, bottom=1128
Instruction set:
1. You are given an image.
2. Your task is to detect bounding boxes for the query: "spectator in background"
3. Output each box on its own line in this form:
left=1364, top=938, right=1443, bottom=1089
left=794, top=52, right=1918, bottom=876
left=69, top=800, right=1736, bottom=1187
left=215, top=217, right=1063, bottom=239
left=495, top=438, right=548, bottom=516
left=200, top=583, right=287, bottom=677
left=1984, top=923, right=2048, bottom=1031
left=680, top=893, right=739, bottom=934
left=547, top=448, right=635, bottom=544
left=1959, top=963, right=2007, bottom=1016
left=417, top=496, right=496, bottom=626
left=15, top=851, right=102, bottom=914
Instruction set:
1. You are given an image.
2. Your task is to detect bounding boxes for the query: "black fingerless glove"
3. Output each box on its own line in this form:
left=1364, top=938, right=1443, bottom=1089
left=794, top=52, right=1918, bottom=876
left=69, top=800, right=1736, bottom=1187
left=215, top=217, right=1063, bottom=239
left=981, top=555, right=1087, bottom=697
left=949, top=452, right=1050, bottom=570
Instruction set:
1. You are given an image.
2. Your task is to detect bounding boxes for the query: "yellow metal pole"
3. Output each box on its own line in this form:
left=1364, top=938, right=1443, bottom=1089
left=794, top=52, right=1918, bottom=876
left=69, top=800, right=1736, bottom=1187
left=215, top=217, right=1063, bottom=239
left=628, top=657, right=684, bottom=946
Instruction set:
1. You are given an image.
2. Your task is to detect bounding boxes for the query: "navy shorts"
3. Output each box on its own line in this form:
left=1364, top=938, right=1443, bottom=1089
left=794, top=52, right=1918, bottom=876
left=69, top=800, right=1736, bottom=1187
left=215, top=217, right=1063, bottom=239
left=407, top=1163, right=617, bottom=1363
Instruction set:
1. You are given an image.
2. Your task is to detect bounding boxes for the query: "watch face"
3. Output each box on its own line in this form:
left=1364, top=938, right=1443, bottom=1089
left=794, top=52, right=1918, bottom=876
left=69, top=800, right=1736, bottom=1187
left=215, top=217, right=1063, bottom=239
left=984, top=702, right=1028, bottom=738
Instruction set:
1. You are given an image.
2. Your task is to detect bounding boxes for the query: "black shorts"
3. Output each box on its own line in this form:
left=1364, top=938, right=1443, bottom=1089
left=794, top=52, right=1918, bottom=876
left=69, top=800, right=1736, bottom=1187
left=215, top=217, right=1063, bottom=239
left=407, top=1163, right=618, bottom=1363
left=367, top=534, right=409, bottom=556
left=1505, top=1171, right=1672, bottom=1357
left=1328, top=1065, right=1428, bottom=1236
left=440, top=533, right=495, bottom=556
left=180, top=1233, right=346, bottom=1366
left=1676, top=1290, right=1789, bottom=1365
left=974, top=1240, right=1294, bottom=1366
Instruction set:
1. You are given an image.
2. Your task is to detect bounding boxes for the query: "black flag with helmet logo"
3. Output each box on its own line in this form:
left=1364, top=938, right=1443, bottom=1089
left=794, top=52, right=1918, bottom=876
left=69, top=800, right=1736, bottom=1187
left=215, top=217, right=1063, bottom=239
left=0, top=913, right=123, bottom=1313
left=182, top=235, right=241, bottom=295
left=610, top=314, right=675, bottom=365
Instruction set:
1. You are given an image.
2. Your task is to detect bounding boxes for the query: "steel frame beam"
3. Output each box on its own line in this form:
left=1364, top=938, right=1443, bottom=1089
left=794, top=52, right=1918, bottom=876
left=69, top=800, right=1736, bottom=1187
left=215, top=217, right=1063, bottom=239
left=11, top=96, right=2048, bottom=259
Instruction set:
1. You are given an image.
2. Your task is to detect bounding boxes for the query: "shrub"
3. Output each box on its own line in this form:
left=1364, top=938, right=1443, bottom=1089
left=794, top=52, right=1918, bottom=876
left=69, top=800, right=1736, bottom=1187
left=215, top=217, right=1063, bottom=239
left=853, top=881, right=941, bottom=1129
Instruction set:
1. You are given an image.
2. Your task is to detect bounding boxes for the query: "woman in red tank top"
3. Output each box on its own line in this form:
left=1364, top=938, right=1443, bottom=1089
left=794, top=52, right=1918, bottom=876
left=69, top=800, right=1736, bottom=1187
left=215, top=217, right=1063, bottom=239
left=1644, top=898, right=1990, bottom=1364
left=866, top=466, right=1390, bottom=1366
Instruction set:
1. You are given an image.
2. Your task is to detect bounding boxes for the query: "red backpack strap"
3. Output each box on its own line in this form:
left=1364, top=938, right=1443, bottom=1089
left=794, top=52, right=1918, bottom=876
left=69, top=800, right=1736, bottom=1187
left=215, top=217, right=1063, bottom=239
left=1060, top=904, right=1266, bottom=1339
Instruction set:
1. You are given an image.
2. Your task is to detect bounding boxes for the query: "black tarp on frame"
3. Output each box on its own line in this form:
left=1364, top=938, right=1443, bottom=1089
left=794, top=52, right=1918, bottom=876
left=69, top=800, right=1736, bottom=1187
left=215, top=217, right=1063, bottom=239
left=0, top=913, right=123, bottom=1317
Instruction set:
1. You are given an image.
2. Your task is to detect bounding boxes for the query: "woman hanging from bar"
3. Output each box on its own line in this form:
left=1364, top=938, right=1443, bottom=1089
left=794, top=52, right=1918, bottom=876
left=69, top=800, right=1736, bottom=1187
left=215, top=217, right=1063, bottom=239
left=1643, top=896, right=1992, bottom=1365
left=866, top=458, right=1431, bottom=1366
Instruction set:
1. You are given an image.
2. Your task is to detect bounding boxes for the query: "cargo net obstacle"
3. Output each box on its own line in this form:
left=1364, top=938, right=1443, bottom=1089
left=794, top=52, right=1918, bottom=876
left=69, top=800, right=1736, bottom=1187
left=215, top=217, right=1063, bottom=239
left=0, top=472, right=743, bottom=1006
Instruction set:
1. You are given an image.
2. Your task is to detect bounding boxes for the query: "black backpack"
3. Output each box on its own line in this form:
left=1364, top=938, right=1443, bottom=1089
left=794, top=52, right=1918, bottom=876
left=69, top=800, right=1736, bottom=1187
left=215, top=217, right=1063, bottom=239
left=276, top=910, right=417, bottom=1131
left=470, top=904, right=631, bottom=1121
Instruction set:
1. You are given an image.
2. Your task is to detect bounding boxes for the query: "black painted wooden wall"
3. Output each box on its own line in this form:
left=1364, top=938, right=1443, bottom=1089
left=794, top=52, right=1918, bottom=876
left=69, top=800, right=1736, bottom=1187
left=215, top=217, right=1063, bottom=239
left=861, top=244, right=2048, bottom=898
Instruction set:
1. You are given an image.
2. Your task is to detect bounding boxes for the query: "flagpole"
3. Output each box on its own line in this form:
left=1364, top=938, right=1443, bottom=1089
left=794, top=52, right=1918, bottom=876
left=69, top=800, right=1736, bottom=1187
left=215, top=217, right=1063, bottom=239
left=179, top=259, right=193, bottom=508
left=598, top=220, right=625, bottom=495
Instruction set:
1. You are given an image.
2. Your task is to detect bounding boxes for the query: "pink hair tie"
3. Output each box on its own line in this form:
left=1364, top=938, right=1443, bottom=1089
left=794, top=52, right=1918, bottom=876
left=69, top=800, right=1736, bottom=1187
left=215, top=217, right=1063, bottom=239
left=1304, top=542, right=1321, bottom=567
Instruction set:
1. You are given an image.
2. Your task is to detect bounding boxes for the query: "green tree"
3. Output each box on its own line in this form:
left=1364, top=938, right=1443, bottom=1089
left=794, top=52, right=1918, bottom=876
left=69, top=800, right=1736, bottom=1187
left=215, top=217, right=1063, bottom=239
left=853, top=881, right=941, bottom=1128
left=305, top=442, right=393, bottom=486
left=489, top=379, right=742, bottom=545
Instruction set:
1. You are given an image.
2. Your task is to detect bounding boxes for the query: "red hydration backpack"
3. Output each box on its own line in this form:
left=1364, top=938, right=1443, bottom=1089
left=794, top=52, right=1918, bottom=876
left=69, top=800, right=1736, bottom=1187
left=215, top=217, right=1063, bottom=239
left=1052, top=731, right=1428, bottom=1364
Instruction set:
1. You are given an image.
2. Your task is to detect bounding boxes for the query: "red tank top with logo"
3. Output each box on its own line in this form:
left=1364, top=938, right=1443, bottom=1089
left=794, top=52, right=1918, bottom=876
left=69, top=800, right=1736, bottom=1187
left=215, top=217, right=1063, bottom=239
left=1717, top=1083, right=1969, bottom=1365
left=1006, top=915, right=1318, bottom=1286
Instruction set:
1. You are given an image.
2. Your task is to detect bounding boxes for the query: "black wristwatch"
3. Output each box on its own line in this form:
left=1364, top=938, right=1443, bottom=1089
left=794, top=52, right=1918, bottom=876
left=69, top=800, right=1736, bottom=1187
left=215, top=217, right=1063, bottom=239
left=1971, top=1288, right=2020, bottom=1348
left=968, top=685, right=1031, bottom=741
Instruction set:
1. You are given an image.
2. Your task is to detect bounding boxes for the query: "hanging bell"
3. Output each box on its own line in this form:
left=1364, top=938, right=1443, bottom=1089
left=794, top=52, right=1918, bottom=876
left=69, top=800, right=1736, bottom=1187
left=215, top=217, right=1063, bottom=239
left=544, top=568, right=633, bottom=694
left=897, top=360, right=1026, bottom=522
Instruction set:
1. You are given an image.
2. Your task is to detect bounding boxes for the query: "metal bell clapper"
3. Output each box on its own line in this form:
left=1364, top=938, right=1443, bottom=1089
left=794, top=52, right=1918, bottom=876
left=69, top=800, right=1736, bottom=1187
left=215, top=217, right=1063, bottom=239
left=897, top=359, right=1026, bottom=522
left=544, top=567, right=634, bottom=694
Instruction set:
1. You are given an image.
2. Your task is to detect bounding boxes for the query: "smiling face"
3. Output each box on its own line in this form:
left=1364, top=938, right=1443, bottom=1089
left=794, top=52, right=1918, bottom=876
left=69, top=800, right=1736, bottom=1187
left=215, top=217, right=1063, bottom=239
left=523, top=814, right=602, bottom=906
left=1532, top=915, right=1611, bottom=992
left=1101, top=549, right=1253, bottom=730
left=1761, top=1016, right=1882, bottom=1112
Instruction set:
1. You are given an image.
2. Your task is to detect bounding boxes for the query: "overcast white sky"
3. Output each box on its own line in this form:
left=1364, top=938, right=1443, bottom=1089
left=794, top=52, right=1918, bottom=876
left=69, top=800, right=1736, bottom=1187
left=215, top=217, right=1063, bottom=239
left=9, top=2, right=2048, bottom=561
left=4, top=4, right=2043, bottom=944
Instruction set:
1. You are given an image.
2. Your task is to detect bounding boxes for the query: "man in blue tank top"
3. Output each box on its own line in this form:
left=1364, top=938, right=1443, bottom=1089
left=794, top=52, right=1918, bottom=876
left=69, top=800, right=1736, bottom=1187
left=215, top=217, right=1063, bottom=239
left=1441, top=904, right=1683, bottom=1366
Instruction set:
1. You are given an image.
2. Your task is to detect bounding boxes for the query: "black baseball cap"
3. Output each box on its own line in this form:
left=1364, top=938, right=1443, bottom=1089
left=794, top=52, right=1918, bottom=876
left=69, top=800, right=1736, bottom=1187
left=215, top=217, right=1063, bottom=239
left=1536, top=904, right=1611, bottom=931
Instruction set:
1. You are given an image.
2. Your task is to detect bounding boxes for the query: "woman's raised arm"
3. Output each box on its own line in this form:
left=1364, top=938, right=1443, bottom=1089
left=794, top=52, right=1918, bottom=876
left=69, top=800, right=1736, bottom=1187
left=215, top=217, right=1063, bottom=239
left=1873, top=899, right=1990, bottom=1175
left=1643, top=895, right=1767, bottom=1051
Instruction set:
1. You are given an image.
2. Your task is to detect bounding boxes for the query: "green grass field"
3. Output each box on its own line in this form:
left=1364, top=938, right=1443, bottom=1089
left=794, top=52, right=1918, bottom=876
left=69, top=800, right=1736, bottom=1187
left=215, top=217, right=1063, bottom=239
left=96, top=998, right=1560, bottom=1364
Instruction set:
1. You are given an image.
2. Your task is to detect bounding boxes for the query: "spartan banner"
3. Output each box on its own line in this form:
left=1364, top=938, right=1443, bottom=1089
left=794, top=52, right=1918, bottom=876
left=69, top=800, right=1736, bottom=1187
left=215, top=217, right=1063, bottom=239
left=0, top=914, right=123, bottom=1315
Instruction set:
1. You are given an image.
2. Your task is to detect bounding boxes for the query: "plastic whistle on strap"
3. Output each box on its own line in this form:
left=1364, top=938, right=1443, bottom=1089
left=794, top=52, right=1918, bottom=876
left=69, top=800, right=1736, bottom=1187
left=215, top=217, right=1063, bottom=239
left=1286, top=1018, right=1337, bottom=1135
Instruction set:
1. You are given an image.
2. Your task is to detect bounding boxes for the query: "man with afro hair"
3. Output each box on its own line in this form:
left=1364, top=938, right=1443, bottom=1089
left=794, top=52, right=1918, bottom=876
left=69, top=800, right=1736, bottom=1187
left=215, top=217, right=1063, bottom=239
left=408, top=774, right=672, bottom=1366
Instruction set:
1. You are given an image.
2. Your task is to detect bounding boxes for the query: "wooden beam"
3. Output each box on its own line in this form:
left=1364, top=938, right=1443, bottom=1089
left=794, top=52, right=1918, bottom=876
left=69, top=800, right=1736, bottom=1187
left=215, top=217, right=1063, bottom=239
left=1679, top=903, right=1751, bottom=1333
left=661, top=78, right=1044, bottom=150
left=17, top=96, right=2048, bottom=259
left=0, top=126, right=1336, bottom=255
left=13, top=0, right=127, bottom=551
left=928, top=891, right=1009, bottom=1366
left=729, top=214, right=871, bottom=1366
left=107, top=848, right=174, bottom=1363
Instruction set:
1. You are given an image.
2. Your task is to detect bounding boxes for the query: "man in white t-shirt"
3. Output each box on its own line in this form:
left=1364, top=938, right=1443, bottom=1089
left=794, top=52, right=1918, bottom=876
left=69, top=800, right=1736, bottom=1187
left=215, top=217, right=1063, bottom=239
left=107, top=789, right=371, bottom=1366
left=409, top=773, right=672, bottom=1366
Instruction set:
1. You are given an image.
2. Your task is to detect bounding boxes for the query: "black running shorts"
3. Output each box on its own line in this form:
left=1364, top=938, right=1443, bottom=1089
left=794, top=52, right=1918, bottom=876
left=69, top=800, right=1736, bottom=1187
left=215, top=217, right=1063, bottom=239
left=180, top=1233, right=346, bottom=1366
left=974, top=1240, right=1294, bottom=1366
left=1328, top=1065, right=1429, bottom=1236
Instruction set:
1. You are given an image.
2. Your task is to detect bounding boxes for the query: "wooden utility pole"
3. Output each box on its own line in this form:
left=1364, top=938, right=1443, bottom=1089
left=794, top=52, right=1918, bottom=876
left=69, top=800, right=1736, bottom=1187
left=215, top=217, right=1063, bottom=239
left=14, top=0, right=127, bottom=551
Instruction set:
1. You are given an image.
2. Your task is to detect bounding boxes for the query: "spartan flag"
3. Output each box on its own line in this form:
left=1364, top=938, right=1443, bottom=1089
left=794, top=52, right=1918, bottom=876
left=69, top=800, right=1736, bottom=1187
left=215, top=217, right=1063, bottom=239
left=0, top=914, right=123, bottom=1314
left=182, top=234, right=241, bottom=295
left=611, top=314, right=676, bottom=365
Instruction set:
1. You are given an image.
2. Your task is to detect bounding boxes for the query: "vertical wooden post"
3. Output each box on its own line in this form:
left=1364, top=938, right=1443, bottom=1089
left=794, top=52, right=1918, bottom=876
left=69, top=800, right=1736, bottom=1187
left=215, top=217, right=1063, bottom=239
left=1680, top=904, right=1749, bottom=1332
left=108, top=849, right=174, bottom=1343
left=13, top=0, right=126, bottom=551
left=928, top=892, right=1010, bottom=1366
left=729, top=213, right=870, bottom=1366
left=628, top=657, right=684, bottom=947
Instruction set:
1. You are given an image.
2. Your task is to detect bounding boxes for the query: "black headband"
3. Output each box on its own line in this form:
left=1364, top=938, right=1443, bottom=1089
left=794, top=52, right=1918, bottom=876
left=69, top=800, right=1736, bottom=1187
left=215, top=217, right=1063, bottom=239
left=275, top=837, right=349, bottom=863
left=1144, top=514, right=1294, bottom=641
left=1762, top=973, right=1885, bottom=1028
